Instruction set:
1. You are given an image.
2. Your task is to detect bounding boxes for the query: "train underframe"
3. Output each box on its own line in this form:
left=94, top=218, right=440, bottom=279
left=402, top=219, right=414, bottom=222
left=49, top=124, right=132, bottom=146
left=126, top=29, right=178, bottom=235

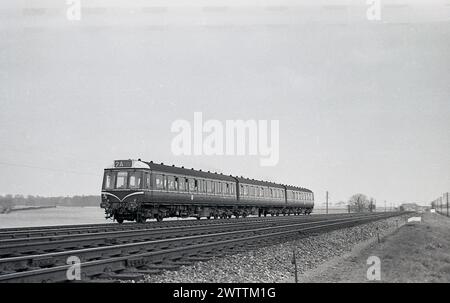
left=101, top=201, right=313, bottom=223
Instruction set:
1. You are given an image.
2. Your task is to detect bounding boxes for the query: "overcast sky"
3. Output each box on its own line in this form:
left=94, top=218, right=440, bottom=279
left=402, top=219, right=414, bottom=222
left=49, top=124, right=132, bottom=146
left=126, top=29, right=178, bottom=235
left=0, top=0, right=449, bottom=206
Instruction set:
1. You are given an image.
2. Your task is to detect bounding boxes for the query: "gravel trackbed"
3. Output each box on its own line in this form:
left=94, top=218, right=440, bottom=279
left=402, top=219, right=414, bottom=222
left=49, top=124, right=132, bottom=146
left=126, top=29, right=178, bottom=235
left=143, top=215, right=407, bottom=283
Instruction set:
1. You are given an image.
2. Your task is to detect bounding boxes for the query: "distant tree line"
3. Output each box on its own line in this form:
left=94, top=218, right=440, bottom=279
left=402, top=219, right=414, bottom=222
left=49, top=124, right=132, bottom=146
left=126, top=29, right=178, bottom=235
left=348, top=193, right=376, bottom=212
left=0, top=195, right=100, bottom=212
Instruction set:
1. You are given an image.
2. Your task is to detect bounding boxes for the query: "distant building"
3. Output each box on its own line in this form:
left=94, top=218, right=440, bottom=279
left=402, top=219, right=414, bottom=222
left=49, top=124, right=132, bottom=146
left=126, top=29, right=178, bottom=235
left=400, top=203, right=419, bottom=212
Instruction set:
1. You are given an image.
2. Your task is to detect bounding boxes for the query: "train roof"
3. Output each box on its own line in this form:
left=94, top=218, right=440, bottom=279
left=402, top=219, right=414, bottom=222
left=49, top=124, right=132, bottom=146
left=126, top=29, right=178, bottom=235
left=234, top=177, right=285, bottom=188
left=284, top=185, right=313, bottom=193
left=106, top=159, right=313, bottom=192
left=143, top=161, right=236, bottom=182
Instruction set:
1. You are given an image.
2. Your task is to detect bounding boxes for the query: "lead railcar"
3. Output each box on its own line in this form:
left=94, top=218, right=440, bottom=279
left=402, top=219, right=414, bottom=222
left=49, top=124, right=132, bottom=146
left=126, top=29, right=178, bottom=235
left=101, top=159, right=314, bottom=223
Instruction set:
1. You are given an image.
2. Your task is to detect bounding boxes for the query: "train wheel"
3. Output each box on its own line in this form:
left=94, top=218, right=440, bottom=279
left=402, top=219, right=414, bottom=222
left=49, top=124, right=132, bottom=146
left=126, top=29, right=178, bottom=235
left=116, top=217, right=124, bottom=224
left=197, top=216, right=201, bottom=220
left=156, top=215, right=163, bottom=222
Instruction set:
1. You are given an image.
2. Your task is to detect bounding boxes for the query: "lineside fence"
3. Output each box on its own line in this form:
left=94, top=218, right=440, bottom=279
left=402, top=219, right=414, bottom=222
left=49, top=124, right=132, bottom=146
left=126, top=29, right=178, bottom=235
left=431, top=192, right=449, bottom=217
left=312, top=206, right=397, bottom=215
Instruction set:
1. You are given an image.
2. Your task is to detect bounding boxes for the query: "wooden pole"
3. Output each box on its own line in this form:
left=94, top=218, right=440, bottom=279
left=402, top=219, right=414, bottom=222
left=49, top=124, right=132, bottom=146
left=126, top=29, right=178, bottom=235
left=292, top=250, right=298, bottom=283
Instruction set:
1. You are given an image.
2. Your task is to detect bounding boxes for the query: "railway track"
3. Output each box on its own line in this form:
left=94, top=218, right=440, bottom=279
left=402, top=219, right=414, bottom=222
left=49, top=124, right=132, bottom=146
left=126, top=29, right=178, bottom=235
left=0, top=212, right=404, bottom=283
left=0, top=213, right=360, bottom=240
left=0, top=214, right=365, bottom=257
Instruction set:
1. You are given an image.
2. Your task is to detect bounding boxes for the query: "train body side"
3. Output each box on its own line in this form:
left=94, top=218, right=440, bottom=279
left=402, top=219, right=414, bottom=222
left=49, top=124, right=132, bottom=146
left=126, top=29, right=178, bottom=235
left=101, top=160, right=314, bottom=222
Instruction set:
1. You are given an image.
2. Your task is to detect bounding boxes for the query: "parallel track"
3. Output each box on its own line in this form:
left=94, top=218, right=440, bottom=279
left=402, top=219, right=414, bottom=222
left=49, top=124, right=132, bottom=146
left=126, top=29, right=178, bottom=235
left=0, top=213, right=359, bottom=240
left=0, top=214, right=363, bottom=257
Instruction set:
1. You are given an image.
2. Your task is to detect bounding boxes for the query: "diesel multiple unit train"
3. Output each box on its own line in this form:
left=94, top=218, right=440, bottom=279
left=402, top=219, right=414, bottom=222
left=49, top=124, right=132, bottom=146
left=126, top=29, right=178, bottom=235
left=101, top=159, right=314, bottom=223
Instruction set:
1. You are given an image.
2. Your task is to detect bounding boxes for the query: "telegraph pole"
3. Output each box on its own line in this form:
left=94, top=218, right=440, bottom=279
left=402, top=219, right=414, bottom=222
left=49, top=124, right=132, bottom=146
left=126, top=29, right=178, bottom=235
left=384, top=200, right=387, bottom=212
left=326, top=191, right=329, bottom=214
left=445, top=193, right=448, bottom=217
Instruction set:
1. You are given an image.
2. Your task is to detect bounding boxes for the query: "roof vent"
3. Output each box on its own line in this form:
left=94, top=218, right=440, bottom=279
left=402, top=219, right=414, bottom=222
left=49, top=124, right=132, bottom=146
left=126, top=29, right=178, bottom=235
left=182, top=166, right=184, bottom=168
left=138, top=158, right=141, bottom=161
left=161, top=162, right=164, bottom=165
left=150, top=161, right=153, bottom=163
left=172, top=165, right=175, bottom=167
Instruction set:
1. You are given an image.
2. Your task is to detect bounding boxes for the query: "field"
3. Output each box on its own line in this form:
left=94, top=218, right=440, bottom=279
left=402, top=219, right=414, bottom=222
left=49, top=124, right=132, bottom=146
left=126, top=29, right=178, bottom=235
left=0, top=206, right=110, bottom=228
left=299, top=212, right=450, bottom=282
left=0, top=206, right=198, bottom=228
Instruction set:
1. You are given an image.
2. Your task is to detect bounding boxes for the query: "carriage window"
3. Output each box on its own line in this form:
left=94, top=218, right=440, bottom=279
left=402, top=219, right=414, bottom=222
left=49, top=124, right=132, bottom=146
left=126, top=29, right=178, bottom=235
left=206, top=180, right=212, bottom=193
left=174, top=177, right=179, bottom=190
left=189, top=179, right=195, bottom=191
left=103, top=172, right=116, bottom=190
left=144, top=173, right=150, bottom=189
left=116, top=171, right=128, bottom=189
left=155, top=174, right=164, bottom=189
left=230, top=183, right=234, bottom=194
left=216, top=182, right=220, bottom=194
left=129, top=172, right=142, bottom=189
left=163, top=175, right=168, bottom=189
left=167, top=176, right=175, bottom=190
left=178, top=177, right=185, bottom=191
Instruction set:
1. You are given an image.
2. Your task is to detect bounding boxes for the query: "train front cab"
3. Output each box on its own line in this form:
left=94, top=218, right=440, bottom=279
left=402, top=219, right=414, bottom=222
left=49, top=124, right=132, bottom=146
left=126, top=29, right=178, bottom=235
left=101, top=160, right=151, bottom=223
